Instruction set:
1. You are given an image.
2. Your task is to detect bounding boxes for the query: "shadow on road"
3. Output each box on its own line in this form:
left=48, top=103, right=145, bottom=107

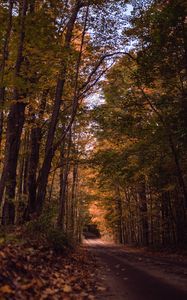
left=84, top=238, right=187, bottom=300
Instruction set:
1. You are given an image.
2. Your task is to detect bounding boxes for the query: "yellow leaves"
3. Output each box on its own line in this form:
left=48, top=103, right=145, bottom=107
left=0, top=285, right=13, bottom=294
left=62, top=284, right=72, bottom=293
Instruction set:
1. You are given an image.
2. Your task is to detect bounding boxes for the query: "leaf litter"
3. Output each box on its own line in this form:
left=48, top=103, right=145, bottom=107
left=0, top=242, right=106, bottom=299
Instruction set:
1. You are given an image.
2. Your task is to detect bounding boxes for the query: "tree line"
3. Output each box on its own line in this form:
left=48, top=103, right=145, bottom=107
left=93, top=0, right=187, bottom=248
left=1, top=0, right=186, bottom=250
left=0, top=0, right=126, bottom=242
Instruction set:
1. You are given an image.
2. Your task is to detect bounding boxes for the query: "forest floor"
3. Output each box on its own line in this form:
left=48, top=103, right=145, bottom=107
left=1, top=235, right=187, bottom=300
left=84, top=239, right=187, bottom=300
left=0, top=238, right=105, bottom=300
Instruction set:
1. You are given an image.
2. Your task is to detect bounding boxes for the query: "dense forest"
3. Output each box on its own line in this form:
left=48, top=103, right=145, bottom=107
left=0, top=0, right=187, bottom=248
left=0, top=0, right=126, bottom=241
left=93, top=0, right=187, bottom=248
left=0, top=0, right=187, bottom=298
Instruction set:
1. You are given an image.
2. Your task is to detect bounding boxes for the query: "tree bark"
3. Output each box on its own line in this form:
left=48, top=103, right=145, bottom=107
left=58, top=131, right=72, bottom=229
left=138, top=179, right=149, bottom=246
left=24, top=91, right=48, bottom=220
left=70, top=161, right=78, bottom=237
left=0, top=0, right=28, bottom=225
left=0, top=0, right=13, bottom=150
left=36, top=1, right=82, bottom=214
left=140, top=87, right=187, bottom=209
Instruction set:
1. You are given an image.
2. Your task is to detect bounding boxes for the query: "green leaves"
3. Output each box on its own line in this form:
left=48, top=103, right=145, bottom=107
left=90, top=0, right=187, bottom=246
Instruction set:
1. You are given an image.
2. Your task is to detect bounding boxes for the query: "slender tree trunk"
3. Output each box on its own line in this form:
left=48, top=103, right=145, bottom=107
left=58, top=131, right=72, bottom=229
left=138, top=179, right=149, bottom=246
left=17, top=129, right=29, bottom=199
left=36, top=2, right=82, bottom=214
left=140, top=87, right=187, bottom=209
left=174, top=188, right=187, bottom=246
left=24, top=91, right=47, bottom=220
left=0, top=0, right=13, bottom=150
left=149, top=189, right=154, bottom=246
left=70, top=161, right=78, bottom=237
left=114, top=184, right=123, bottom=244
left=15, top=129, right=29, bottom=224
left=180, top=14, right=187, bottom=130
left=48, top=166, right=57, bottom=203
left=168, top=134, right=187, bottom=209
left=161, top=191, right=170, bottom=246
left=0, top=0, right=28, bottom=225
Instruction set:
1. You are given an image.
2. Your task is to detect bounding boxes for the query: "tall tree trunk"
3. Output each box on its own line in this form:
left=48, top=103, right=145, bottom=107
left=180, top=11, right=187, bottom=131
left=161, top=191, right=170, bottom=246
left=17, top=129, right=29, bottom=199
left=36, top=1, right=82, bottom=214
left=140, top=88, right=187, bottom=209
left=114, top=184, right=124, bottom=244
left=0, top=0, right=13, bottom=150
left=138, top=179, right=149, bottom=246
left=0, top=0, right=28, bottom=225
left=58, top=131, right=72, bottom=229
left=168, top=134, right=187, bottom=209
left=24, top=91, right=47, bottom=220
left=174, top=188, right=187, bottom=246
left=70, top=161, right=78, bottom=238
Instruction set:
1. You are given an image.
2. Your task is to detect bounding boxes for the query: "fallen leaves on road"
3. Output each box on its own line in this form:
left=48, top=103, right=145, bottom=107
left=0, top=243, right=104, bottom=299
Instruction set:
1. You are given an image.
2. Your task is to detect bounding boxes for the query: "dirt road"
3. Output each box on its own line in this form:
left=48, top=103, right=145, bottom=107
left=84, top=239, right=187, bottom=300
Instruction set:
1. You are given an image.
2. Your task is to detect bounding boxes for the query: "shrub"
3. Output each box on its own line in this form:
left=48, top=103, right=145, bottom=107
left=46, top=228, right=69, bottom=253
left=25, top=213, right=52, bottom=241
left=25, top=213, right=71, bottom=252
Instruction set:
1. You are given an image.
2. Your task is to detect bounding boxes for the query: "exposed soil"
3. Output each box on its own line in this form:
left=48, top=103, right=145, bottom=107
left=1, top=238, right=187, bottom=299
left=84, top=239, right=187, bottom=300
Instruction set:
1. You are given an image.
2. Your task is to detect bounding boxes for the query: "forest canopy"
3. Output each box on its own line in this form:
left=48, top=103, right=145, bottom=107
left=0, top=0, right=186, bottom=250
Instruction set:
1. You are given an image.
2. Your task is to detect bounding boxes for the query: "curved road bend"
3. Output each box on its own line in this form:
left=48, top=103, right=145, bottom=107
left=84, top=239, right=187, bottom=300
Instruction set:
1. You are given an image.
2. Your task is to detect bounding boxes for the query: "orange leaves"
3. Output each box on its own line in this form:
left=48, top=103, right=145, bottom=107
left=0, top=243, right=99, bottom=299
left=0, top=284, right=13, bottom=294
left=63, top=284, right=73, bottom=293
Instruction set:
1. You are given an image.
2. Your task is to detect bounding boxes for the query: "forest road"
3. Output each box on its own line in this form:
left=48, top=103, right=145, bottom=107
left=84, top=239, right=187, bottom=300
